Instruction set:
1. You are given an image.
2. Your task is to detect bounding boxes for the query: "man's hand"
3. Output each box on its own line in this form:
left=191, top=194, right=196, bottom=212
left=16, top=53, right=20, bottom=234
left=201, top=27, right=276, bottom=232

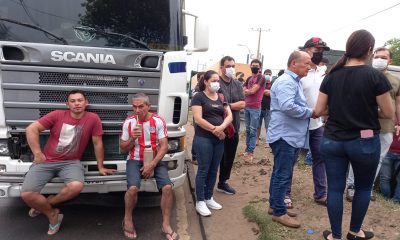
left=311, top=109, right=318, bottom=119
left=131, top=126, right=142, bottom=140
left=244, top=89, right=251, bottom=96
left=33, top=152, right=46, bottom=164
left=99, top=167, right=117, bottom=176
left=140, top=162, right=155, bottom=179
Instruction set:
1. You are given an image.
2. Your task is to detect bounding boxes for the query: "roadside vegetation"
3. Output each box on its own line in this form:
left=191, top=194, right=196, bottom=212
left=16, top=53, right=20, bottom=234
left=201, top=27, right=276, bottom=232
left=243, top=199, right=296, bottom=240
left=243, top=159, right=400, bottom=240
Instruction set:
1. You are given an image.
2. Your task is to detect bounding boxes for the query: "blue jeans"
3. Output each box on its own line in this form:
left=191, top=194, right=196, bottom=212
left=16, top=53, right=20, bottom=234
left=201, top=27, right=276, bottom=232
left=321, top=135, right=380, bottom=239
left=258, top=109, right=271, bottom=130
left=191, top=136, right=198, bottom=160
left=194, top=135, right=224, bottom=201
left=346, top=133, right=393, bottom=187
left=380, top=152, right=400, bottom=203
left=309, top=127, right=327, bottom=200
left=245, top=108, right=261, bottom=153
left=285, top=148, right=301, bottom=198
left=269, top=139, right=298, bottom=216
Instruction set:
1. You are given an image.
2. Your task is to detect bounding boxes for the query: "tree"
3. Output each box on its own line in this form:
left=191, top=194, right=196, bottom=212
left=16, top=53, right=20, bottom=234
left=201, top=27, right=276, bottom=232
left=384, top=38, right=400, bottom=66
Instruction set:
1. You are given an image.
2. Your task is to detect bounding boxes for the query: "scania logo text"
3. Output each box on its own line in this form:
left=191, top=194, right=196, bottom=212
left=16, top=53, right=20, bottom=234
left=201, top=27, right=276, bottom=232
left=50, top=51, right=116, bottom=64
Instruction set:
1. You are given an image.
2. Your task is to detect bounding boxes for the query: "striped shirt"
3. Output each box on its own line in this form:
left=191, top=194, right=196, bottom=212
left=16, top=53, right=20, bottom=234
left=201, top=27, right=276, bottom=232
left=121, top=113, right=168, bottom=161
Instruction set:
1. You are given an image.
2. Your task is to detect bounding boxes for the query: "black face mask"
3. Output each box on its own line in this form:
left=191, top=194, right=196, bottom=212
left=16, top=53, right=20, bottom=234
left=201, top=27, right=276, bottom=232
left=311, top=52, right=323, bottom=65
left=251, top=67, right=260, bottom=74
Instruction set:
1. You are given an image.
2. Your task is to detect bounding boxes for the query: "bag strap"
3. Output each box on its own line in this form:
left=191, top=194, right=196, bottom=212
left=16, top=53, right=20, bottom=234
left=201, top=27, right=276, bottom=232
left=218, top=93, right=225, bottom=102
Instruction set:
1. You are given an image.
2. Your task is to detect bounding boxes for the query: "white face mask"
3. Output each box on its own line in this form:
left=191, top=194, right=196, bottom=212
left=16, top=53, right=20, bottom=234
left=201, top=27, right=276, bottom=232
left=318, top=65, right=327, bottom=73
left=372, top=58, right=388, bottom=71
left=209, top=82, right=220, bottom=92
left=265, top=75, right=271, bottom=81
left=225, top=67, right=235, bottom=79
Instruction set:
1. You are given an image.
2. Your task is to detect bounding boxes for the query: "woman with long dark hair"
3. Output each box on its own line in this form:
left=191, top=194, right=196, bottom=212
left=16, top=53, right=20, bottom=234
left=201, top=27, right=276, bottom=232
left=314, top=30, right=394, bottom=240
left=191, top=70, right=233, bottom=216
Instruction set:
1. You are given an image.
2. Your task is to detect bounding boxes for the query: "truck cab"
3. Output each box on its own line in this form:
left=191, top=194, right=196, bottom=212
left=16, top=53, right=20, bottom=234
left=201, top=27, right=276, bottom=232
left=0, top=0, right=208, bottom=197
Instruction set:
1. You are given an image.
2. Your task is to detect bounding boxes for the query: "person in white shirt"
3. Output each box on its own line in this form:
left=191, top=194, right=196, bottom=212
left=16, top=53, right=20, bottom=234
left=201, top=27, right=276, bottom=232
left=300, top=37, right=331, bottom=205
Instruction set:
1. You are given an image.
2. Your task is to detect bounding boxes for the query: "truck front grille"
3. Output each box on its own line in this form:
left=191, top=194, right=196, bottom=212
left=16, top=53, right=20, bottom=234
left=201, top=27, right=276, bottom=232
left=39, top=90, right=128, bottom=104
left=39, top=72, right=128, bottom=87
left=39, top=108, right=128, bottom=121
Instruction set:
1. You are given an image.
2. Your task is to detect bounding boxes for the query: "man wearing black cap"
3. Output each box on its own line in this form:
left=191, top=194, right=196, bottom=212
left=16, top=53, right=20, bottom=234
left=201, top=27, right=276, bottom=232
left=299, top=37, right=330, bottom=206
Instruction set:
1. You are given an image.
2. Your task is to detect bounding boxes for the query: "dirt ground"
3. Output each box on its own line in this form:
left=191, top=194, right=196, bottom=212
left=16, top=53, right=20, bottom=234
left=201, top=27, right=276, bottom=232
left=185, top=121, right=400, bottom=240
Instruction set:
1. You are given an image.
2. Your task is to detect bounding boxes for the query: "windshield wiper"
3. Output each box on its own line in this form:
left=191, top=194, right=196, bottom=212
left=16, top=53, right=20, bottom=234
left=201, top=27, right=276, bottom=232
left=73, top=26, right=150, bottom=50
left=0, top=17, right=68, bottom=45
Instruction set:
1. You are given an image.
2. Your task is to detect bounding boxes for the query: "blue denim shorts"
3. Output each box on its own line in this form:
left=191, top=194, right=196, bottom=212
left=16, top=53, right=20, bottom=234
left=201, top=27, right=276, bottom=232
left=126, top=160, right=172, bottom=191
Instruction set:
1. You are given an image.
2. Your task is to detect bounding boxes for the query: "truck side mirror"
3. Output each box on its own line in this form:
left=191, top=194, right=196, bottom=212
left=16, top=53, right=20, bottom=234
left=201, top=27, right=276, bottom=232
left=183, top=10, right=209, bottom=53
left=192, top=17, right=209, bottom=52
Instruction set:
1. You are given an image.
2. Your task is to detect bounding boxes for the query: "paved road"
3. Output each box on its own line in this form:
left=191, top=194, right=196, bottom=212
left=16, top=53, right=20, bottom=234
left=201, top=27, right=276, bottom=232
left=0, top=192, right=181, bottom=239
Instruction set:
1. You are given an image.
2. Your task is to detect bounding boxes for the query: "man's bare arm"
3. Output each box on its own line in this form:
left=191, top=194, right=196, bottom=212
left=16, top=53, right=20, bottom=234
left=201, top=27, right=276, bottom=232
left=93, top=135, right=116, bottom=175
left=26, top=121, right=47, bottom=163
left=229, top=101, right=245, bottom=111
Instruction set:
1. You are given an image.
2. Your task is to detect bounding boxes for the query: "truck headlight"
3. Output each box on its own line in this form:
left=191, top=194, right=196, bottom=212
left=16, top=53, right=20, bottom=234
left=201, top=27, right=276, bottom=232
left=0, top=140, right=9, bottom=156
left=167, top=137, right=185, bottom=153
left=0, top=164, right=6, bottom=172
left=168, top=139, right=180, bottom=152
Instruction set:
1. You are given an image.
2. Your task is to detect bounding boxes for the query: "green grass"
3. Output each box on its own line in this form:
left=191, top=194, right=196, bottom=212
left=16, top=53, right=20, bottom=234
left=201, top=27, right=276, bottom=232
left=243, top=201, right=295, bottom=240
left=295, top=150, right=312, bottom=171
left=374, top=193, right=400, bottom=211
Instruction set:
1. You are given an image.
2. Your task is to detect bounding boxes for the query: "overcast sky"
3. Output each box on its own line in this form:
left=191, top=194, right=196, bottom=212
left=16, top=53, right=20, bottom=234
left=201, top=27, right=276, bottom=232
left=185, top=0, right=400, bottom=73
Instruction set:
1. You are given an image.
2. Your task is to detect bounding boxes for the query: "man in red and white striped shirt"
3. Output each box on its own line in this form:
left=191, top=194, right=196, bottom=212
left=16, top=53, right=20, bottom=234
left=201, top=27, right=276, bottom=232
left=120, top=93, right=177, bottom=240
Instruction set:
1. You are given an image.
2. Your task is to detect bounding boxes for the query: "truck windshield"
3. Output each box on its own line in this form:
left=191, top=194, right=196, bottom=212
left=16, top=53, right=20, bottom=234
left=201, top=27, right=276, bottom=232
left=0, top=0, right=184, bottom=51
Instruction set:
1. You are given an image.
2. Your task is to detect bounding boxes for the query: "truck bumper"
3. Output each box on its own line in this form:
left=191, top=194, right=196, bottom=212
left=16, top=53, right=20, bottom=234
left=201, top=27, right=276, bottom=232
left=0, top=172, right=186, bottom=198
left=0, top=149, right=188, bottom=198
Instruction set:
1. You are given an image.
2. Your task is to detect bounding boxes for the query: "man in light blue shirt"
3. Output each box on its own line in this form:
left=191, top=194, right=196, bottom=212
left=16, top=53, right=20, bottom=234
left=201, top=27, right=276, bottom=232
left=267, top=50, right=314, bottom=228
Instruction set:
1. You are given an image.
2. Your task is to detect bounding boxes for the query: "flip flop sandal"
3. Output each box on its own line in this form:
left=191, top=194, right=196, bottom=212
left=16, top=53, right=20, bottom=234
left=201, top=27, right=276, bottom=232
left=162, top=229, right=179, bottom=240
left=122, top=220, right=137, bottom=239
left=28, top=208, right=41, bottom=218
left=47, top=214, right=63, bottom=235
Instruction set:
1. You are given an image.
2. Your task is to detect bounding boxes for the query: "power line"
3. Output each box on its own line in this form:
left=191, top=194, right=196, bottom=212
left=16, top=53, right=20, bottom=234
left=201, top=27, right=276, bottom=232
left=330, top=2, right=400, bottom=33
left=361, top=2, right=400, bottom=21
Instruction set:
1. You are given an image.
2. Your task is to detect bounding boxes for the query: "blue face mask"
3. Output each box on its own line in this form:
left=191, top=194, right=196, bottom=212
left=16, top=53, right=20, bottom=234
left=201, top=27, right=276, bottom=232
left=265, top=75, right=271, bottom=81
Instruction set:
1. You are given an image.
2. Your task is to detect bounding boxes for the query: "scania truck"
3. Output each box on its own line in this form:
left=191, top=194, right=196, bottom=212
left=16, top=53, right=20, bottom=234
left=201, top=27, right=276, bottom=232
left=0, top=0, right=208, bottom=197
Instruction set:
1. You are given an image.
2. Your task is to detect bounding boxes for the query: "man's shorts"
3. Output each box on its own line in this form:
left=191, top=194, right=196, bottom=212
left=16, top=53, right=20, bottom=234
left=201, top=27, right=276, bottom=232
left=21, top=160, right=85, bottom=193
left=126, top=160, right=172, bottom=191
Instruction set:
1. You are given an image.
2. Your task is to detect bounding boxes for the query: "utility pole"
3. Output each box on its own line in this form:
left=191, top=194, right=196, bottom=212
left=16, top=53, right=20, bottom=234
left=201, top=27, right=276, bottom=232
left=237, top=44, right=251, bottom=64
left=251, top=28, right=270, bottom=60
